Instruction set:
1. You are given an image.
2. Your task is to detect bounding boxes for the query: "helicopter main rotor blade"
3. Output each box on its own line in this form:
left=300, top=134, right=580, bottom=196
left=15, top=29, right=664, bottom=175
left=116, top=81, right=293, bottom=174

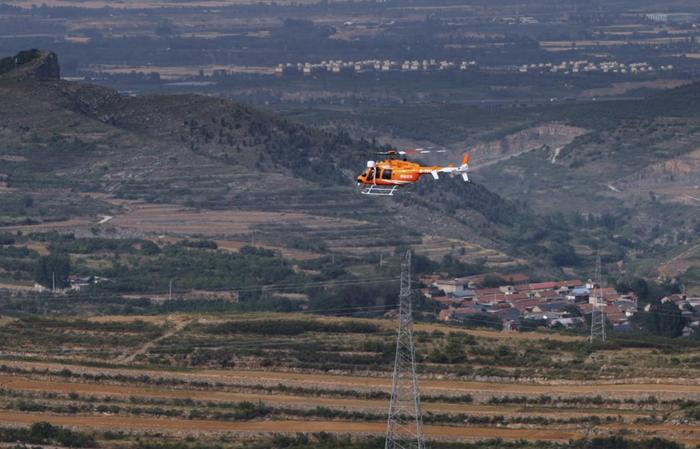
left=375, top=147, right=449, bottom=156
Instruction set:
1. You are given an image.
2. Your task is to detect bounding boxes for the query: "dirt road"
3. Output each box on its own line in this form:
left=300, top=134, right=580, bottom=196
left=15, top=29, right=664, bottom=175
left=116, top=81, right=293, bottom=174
left=116, top=317, right=193, bottom=363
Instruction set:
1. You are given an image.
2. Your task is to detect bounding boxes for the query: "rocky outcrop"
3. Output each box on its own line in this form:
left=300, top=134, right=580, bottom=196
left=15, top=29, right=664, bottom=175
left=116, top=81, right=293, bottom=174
left=469, top=123, right=587, bottom=169
left=0, top=49, right=60, bottom=81
left=619, top=147, right=700, bottom=187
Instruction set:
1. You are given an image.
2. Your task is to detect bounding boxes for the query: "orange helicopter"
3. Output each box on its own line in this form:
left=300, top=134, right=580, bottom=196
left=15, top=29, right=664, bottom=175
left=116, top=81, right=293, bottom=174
left=356, top=148, right=471, bottom=196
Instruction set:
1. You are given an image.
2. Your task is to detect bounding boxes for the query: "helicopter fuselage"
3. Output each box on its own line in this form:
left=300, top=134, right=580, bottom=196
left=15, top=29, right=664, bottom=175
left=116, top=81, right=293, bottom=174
left=356, top=159, right=446, bottom=186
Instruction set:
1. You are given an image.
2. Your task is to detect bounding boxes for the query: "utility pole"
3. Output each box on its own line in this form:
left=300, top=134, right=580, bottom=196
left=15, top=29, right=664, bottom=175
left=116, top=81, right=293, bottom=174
left=385, top=250, right=425, bottom=449
left=52, top=271, right=55, bottom=293
left=169, top=279, right=173, bottom=301
left=590, top=253, right=606, bottom=342
left=379, top=252, right=384, bottom=268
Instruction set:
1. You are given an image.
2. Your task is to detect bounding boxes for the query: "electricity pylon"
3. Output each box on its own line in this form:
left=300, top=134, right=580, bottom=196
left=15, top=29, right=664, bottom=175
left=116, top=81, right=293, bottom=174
left=385, top=250, right=425, bottom=449
left=590, top=253, right=606, bottom=342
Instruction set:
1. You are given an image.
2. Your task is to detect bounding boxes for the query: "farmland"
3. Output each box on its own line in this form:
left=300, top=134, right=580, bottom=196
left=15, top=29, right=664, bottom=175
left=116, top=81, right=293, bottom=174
left=0, top=312, right=697, bottom=447
left=1, top=1, right=700, bottom=445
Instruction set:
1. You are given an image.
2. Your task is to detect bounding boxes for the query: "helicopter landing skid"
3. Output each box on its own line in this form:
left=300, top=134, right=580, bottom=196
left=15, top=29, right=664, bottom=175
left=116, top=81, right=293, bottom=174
left=361, top=185, right=398, bottom=196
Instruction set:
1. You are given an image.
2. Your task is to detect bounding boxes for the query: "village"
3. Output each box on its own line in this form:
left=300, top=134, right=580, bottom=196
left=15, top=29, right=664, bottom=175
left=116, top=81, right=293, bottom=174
left=421, top=272, right=700, bottom=336
left=271, top=58, right=673, bottom=78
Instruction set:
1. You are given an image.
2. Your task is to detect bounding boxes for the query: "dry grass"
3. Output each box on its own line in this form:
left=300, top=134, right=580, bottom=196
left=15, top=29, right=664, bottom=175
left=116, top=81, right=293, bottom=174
left=0, top=373, right=646, bottom=418
left=108, top=203, right=366, bottom=236
left=215, top=239, right=319, bottom=261
left=5, top=360, right=699, bottom=398
left=0, top=411, right=585, bottom=441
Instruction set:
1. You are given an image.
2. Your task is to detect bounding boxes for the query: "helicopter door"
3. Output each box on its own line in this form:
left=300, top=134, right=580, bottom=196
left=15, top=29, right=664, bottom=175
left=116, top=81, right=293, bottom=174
left=381, top=169, right=393, bottom=180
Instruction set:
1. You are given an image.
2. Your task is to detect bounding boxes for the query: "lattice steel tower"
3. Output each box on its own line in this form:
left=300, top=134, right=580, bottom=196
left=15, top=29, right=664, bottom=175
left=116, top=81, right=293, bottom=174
left=385, top=250, right=426, bottom=449
left=590, top=253, right=607, bottom=342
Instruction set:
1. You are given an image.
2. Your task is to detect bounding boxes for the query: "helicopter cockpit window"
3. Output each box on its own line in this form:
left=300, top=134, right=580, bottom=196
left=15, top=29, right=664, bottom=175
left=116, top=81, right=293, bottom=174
left=367, top=168, right=375, bottom=180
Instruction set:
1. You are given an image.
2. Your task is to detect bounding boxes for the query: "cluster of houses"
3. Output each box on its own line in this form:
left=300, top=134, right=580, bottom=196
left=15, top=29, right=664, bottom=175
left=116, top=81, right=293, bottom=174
left=272, top=58, right=674, bottom=78
left=422, top=273, right=700, bottom=334
left=518, top=60, right=673, bottom=75
left=34, top=275, right=109, bottom=293
left=645, top=13, right=700, bottom=24
left=274, top=59, right=478, bottom=76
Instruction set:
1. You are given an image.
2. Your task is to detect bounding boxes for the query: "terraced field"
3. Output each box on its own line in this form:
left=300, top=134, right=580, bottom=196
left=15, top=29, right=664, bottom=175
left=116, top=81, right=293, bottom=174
left=0, top=313, right=698, bottom=447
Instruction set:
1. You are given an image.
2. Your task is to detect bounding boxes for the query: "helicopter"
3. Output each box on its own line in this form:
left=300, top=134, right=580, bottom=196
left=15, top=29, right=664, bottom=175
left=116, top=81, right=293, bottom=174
left=356, top=148, right=471, bottom=196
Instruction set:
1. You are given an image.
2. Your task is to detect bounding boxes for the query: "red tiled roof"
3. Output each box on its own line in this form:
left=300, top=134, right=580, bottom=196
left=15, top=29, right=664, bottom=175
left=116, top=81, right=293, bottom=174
left=475, top=287, right=503, bottom=296
left=453, top=306, right=484, bottom=315
left=605, top=306, right=627, bottom=323
left=527, top=280, right=584, bottom=291
left=528, top=281, right=560, bottom=291
left=506, top=292, right=530, bottom=302
left=476, top=293, right=510, bottom=303
left=560, top=279, right=584, bottom=287
left=598, top=287, right=619, bottom=300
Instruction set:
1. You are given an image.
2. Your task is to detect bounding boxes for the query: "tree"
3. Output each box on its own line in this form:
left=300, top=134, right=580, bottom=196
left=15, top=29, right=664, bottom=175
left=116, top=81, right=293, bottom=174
left=638, top=300, right=686, bottom=338
left=482, top=274, right=507, bottom=288
left=631, top=278, right=650, bottom=301
left=34, top=254, right=70, bottom=289
left=549, top=242, right=579, bottom=266
left=459, top=313, right=503, bottom=331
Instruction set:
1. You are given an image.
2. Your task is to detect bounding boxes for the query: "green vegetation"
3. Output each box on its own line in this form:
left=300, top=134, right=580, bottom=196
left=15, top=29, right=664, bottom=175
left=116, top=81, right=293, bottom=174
left=100, top=245, right=302, bottom=292
left=247, top=435, right=688, bottom=449
left=34, top=253, right=70, bottom=289
left=634, top=300, right=687, bottom=338
left=197, top=319, right=379, bottom=336
left=47, top=236, right=161, bottom=255
left=0, top=422, right=95, bottom=448
left=427, top=333, right=472, bottom=364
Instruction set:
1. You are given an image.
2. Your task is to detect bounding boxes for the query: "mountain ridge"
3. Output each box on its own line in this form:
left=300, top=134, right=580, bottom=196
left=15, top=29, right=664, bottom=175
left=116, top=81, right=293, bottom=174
left=1, top=49, right=545, bottom=271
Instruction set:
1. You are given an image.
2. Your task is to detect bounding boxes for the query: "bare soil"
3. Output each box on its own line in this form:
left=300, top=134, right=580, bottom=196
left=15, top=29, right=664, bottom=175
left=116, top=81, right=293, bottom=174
left=0, top=411, right=696, bottom=443
left=0, top=374, right=646, bottom=419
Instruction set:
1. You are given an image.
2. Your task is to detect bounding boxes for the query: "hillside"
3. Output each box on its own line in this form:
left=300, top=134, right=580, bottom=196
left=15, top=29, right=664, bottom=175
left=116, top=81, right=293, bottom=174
left=283, top=81, right=700, bottom=286
left=0, top=49, right=554, bottom=273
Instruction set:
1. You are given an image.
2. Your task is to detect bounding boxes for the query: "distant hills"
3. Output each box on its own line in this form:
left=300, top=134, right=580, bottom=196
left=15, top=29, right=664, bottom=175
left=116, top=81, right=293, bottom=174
left=281, top=73, right=700, bottom=286
left=3, top=49, right=696, bottom=283
left=0, top=49, right=551, bottom=273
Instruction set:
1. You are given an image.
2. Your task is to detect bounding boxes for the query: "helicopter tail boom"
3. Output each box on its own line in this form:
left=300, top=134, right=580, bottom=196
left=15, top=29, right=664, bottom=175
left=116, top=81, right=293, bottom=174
left=427, top=153, right=470, bottom=182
